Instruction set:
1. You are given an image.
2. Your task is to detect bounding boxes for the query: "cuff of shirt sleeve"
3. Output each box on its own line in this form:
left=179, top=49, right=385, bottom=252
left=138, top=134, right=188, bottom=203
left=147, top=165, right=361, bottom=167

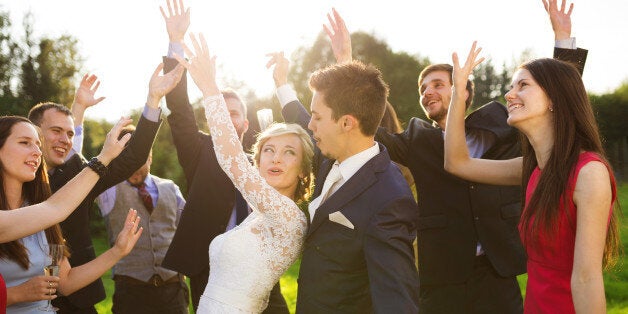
left=555, top=37, right=576, bottom=49
left=276, top=84, right=298, bottom=108
left=143, top=105, right=162, bottom=122
left=168, top=42, right=184, bottom=58
left=74, top=125, right=83, bottom=136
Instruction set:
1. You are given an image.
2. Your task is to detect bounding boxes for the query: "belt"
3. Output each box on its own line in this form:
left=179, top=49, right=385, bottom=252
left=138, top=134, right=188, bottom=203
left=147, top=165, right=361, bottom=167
left=114, top=274, right=182, bottom=287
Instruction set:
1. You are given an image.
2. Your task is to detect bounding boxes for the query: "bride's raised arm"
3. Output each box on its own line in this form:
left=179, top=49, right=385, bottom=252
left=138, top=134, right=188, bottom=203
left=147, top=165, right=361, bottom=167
left=443, top=42, right=522, bottom=186
left=173, top=33, right=301, bottom=221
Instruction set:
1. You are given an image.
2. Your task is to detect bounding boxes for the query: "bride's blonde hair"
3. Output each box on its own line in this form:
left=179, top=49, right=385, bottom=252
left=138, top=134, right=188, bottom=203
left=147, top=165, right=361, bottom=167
left=252, top=123, right=314, bottom=203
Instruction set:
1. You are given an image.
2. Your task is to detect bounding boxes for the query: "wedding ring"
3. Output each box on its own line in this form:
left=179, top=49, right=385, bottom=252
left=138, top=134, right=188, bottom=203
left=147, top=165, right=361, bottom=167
left=49, top=282, right=53, bottom=288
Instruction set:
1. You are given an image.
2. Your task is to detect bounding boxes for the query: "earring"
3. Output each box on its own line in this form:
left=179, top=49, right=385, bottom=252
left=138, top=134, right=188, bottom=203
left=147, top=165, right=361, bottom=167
left=549, top=107, right=554, bottom=112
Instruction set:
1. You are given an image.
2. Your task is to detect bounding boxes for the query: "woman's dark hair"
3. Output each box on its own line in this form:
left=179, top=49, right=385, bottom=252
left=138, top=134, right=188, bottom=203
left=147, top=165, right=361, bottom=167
left=0, top=116, right=66, bottom=269
left=518, top=59, right=620, bottom=268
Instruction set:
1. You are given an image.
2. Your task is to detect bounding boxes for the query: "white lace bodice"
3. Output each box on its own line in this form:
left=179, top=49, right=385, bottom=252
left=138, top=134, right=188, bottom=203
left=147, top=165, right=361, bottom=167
left=197, top=95, right=307, bottom=313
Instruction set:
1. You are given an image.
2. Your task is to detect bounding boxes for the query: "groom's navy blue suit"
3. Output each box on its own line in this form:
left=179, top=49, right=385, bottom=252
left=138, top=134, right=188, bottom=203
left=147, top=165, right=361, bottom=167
left=283, top=100, right=420, bottom=314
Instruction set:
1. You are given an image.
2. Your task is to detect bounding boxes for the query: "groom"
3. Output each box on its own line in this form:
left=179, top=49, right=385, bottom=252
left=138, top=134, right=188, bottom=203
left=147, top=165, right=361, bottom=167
left=269, top=56, right=420, bottom=312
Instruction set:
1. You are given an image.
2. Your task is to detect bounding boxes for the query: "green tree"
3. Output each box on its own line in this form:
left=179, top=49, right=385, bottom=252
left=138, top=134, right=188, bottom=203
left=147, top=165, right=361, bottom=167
left=590, top=82, right=628, bottom=179
left=0, top=10, right=82, bottom=115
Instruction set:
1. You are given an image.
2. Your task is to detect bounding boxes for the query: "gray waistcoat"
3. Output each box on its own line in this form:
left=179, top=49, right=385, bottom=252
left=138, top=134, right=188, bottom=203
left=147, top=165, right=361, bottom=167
left=106, top=176, right=179, bottom=282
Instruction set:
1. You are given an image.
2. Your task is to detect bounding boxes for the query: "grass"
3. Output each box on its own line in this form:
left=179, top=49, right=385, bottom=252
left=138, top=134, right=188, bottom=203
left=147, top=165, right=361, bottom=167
left=93, top=183, right=628, bottom=313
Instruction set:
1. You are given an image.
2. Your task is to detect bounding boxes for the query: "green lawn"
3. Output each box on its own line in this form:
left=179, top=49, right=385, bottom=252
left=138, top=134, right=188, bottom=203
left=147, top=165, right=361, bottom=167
left=93, top=183, right=628, bottom=313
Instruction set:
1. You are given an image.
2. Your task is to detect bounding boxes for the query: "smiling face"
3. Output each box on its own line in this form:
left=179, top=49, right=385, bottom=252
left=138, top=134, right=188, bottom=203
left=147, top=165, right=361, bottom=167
left=0, top=122, right=42, bottom=185
left=308, top=91, right=345, bottom=161
left=257, top=133, right=305, bottom=199
left=419, top=70, right=453, bottom=126
left=39, top=109, right=75, bottom=168
left=505, top=68, right=553, bottom=128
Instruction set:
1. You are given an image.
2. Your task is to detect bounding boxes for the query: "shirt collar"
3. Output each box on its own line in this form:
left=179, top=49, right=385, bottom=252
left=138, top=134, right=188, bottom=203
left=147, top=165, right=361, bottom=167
left=336, top=142, right=379, bottom=182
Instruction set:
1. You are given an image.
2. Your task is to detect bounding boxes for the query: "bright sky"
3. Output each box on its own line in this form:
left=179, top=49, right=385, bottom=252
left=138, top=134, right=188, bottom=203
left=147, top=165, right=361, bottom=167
left=2, top=0, right=627, bottom=122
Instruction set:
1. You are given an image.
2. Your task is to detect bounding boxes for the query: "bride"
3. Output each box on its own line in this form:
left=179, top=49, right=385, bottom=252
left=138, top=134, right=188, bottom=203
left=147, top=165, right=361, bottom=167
left=174, top=33, right=312, bottom=313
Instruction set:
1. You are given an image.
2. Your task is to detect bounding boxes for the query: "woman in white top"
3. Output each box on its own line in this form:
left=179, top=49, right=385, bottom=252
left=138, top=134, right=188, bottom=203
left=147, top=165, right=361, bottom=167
left=174, top=33, right=313, bottom=313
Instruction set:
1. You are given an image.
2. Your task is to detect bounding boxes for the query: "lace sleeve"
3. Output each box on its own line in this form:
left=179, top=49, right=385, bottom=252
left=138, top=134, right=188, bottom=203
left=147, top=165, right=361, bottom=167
left=202, top=95, right=305, bottom=226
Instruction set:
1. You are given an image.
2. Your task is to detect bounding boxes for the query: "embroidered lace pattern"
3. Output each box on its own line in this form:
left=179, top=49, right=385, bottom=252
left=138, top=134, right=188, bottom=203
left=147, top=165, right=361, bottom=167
left=197, top=95, right=307, bottom=313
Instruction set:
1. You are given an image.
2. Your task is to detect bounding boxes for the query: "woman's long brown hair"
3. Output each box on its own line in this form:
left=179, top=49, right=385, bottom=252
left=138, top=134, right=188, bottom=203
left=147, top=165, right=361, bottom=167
left=0, top=116, right=66, bottom=269
left=518, top=59, right=620, bottom=269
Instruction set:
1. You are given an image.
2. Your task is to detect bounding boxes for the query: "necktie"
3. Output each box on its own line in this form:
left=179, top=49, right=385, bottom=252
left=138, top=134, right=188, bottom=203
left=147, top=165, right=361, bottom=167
left=308, top=163, right=342, bottom=221
left=134, top=183, right=154, bottom=214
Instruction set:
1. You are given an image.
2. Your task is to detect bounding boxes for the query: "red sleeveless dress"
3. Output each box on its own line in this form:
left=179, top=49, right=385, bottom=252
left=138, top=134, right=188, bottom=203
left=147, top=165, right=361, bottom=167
left=0, top=273, right=6, bottom=314
left=520, top=152, right=616, bottom=313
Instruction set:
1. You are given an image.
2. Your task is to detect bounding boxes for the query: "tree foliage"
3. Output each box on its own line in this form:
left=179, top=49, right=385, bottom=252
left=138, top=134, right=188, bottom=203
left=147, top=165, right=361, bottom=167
left=0, top=11, right=82, bottom=116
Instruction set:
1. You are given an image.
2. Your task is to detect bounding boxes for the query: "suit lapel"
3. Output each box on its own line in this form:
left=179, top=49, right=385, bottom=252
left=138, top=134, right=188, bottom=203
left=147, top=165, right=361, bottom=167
left=307, top=147, right=387, bottom=238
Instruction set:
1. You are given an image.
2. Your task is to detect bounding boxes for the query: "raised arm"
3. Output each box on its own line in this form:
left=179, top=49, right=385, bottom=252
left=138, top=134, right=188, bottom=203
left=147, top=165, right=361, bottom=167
left=71, top=74, right=106, bottom=128
left=175, top=33, right=302, bottom=223
left=89, top=63, right=182, bottom=197
left=57, top=209, right=142, bottom=295
left=160, top=0, right=210, bottom=180
left=543, top=0, right=588, bottom=73
left=443, top=42, right=522, bottom=186
left=324, top=8, right=352, bottom=64
left=70, top=74, right=106, bottom=155
left=0, top=117, right=131, bottom=242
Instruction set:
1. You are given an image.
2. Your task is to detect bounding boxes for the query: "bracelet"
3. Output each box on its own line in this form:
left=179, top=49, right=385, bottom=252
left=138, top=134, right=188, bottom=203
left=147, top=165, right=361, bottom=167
left=86, top=157, right=108, bottom=177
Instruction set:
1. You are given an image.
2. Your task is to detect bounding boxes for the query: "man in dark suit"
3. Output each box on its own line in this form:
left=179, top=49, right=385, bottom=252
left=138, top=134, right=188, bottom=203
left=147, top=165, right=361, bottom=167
left=27, top=65, right=181, bottom=313
left=159, top=1, right=288, bottom=312
left=369, top=2, right=586, bottom=313
left=266, top=53, right=419, bottom=313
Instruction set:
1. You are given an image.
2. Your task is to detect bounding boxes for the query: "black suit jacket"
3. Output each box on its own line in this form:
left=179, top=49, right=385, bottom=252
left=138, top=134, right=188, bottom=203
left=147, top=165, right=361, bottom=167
left=49, top=114, right=160, bottom=308
left=374, top=47, right=588, bottom=286
left=283, top=101, right=419, bottom=313
left=160, top=57, right=236, bottom=278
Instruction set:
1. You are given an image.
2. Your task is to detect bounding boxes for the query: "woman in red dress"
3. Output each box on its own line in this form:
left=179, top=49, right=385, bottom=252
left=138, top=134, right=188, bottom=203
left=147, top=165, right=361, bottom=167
left=443, top=43, right=620, bottom=313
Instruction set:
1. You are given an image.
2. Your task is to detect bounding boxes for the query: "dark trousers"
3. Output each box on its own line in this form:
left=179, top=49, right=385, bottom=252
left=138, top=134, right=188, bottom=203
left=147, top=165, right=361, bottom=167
left=419, top=255, right=523, bottom=314
left=190, top=267, right=289, bottom=313
left=112, top=275, right=189, bottom=314
left=53, top=297, right=98, bottom=314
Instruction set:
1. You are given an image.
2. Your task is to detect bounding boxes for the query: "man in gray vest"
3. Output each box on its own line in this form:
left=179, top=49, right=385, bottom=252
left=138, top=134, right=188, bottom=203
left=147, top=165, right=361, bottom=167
left=97, top=127, right=188, bottom=314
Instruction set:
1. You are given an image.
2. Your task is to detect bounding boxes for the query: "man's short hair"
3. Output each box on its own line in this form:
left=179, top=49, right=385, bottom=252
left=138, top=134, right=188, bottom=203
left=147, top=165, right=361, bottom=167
left=309, top=61, right=389, bottom=136
left=221, top=89, right=247, bottom=117
left=28, top=102, right=73, bottom=127
left=418, top=64, right=475, bottom=109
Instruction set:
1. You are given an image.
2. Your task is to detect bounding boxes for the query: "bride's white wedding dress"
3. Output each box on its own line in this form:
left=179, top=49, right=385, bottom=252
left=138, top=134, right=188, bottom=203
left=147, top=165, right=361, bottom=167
left=196, top=95, right=307, bottom=314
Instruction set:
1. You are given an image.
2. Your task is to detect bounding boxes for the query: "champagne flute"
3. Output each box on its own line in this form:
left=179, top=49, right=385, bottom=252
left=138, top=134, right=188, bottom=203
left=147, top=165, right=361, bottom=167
left=39, top=244, right=64, bottom=312
left=256, top=108, right=274, bottom=132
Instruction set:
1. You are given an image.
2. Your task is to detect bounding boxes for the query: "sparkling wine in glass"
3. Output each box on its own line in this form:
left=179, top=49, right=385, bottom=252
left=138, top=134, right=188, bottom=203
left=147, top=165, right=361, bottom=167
left=256, top=108, right=274, bottom=132
left=39, top=244, right=64, bottom=312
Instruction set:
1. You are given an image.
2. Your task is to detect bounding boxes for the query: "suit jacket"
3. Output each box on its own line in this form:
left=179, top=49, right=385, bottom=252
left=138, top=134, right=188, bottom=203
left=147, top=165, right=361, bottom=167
left=49, top=115, right=160, bottom=308
left=160, top=57, right=236, bottom=278
left=283, top=101, right=419, bottom=314
left=374, top=47, right=589, bottom=286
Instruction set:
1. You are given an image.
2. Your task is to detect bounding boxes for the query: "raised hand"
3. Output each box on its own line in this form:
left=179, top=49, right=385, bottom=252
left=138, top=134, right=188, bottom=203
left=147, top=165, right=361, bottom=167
left=265, top=51, right=290, bottom=87
left=452, top=41, right=484, bottom=93
left=111, top=209, right=143, bottom=257
left=174, top=32, right=218, bottom=97
left=71, top=74, right=106, bottom=126
left=147, top=62, right=185, bottom=108
left=160, top=0, right=190, bottom=43
left=73, top=74, right=106, bottom=109
left=324, top=8, right=352, bottom=64
left=542, top=0, right=573, bottom=40
left=96, top=117, right=134, bottom=165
